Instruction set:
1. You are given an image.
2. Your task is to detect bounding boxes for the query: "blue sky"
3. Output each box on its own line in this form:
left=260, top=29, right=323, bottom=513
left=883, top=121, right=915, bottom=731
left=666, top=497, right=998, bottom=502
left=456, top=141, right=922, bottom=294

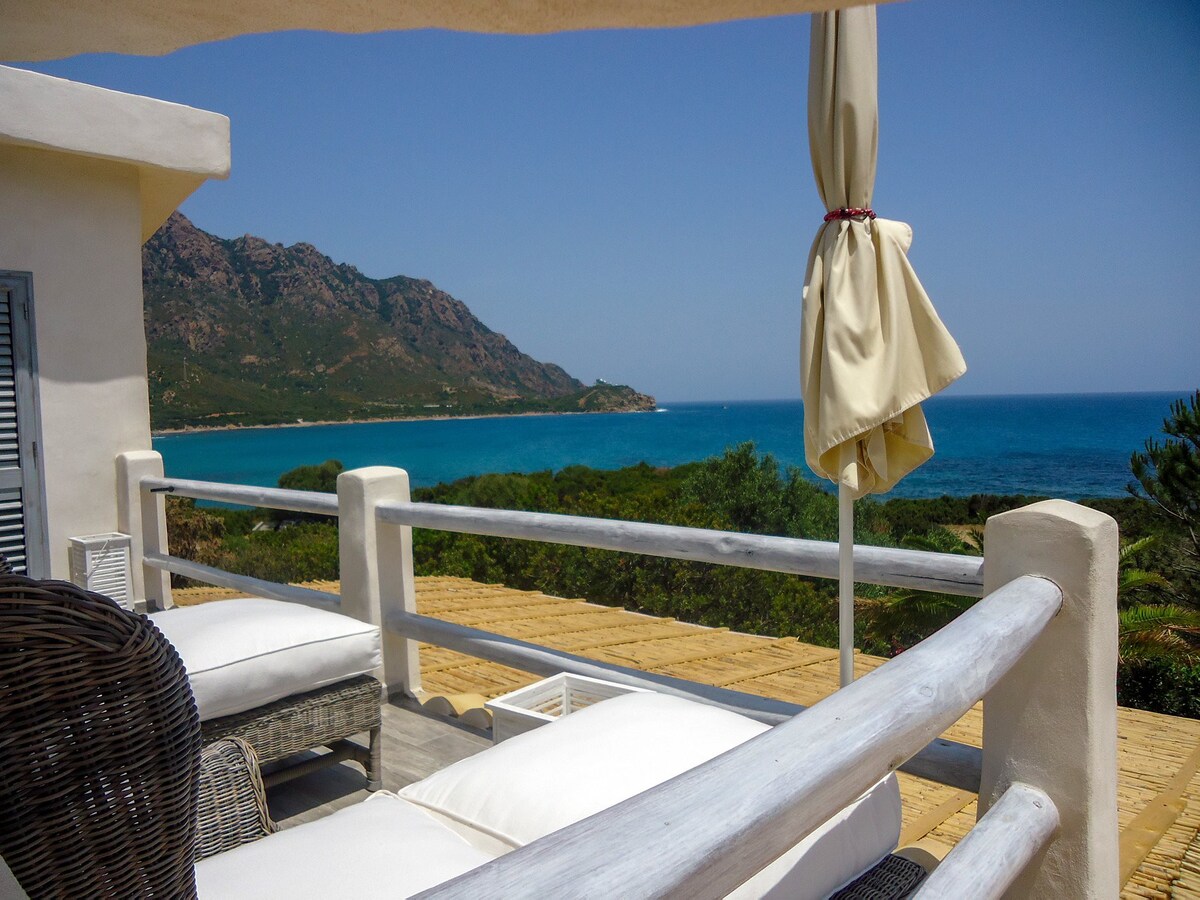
left=15, top=0, right=1200, bottom=402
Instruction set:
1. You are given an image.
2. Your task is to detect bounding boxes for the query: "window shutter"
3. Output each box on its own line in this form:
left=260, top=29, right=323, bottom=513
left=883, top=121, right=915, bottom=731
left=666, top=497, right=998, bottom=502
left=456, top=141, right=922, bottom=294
left=0, top=290, right=29, bottom=573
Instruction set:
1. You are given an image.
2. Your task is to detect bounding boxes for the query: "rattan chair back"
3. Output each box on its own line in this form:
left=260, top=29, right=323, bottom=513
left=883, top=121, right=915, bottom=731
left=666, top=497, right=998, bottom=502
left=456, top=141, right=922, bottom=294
left=0, top=575, right=202, bottom=898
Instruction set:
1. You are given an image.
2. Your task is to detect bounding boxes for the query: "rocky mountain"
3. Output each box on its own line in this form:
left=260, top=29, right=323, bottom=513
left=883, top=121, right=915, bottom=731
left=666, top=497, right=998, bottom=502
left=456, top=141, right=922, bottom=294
left=143, top=213, right=654, bottom=429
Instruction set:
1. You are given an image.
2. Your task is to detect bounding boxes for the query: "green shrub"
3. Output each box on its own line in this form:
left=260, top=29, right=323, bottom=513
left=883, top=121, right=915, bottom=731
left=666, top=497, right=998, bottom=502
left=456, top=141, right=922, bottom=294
left=1117, top=658, right=1200, bottom=719
left=168, top=441, right=1196, bottom=718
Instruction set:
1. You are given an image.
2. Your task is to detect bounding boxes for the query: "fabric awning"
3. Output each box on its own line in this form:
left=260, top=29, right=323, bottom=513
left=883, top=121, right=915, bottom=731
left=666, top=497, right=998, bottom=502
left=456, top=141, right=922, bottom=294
left=4, top=0, right=897, bottom=64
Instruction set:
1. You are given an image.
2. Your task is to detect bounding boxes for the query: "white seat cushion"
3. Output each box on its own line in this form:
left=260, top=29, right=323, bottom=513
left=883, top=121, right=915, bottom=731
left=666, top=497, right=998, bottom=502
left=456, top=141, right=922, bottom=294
left=193, top=793, right=494, bottom=898
left=399, top=691, right=901, bottom=899
left=150, top=598, right=381, bottom=721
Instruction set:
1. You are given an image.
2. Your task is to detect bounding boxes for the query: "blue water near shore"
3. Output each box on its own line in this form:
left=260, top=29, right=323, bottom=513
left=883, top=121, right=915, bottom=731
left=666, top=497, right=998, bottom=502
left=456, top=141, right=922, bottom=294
left=153, top=392, right=1186, bottom=500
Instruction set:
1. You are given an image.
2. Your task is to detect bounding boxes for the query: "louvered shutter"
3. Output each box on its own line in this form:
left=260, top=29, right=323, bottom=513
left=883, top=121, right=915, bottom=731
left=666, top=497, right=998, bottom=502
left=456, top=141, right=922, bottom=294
left=0, top=278, right=41, bottom=575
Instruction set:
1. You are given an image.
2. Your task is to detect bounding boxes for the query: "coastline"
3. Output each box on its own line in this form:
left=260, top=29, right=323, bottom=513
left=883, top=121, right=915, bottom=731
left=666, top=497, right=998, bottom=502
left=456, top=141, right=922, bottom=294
left=150, top=395, right=1169, bottom=499
left=152, top=406, right=658, bottom=438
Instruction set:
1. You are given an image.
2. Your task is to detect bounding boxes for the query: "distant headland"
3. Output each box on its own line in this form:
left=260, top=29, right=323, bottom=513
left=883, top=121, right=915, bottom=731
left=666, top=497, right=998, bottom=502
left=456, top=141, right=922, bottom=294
left=142, top=213, right=655, bottom=431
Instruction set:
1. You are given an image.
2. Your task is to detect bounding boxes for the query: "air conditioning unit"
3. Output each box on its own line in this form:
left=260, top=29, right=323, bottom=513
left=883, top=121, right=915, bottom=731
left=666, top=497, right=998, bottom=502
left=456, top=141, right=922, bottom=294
left=69, top=533, right=134, bottom=610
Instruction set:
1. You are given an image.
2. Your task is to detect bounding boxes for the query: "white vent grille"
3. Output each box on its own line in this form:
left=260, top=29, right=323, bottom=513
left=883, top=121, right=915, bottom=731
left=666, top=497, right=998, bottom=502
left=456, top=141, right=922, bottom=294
left=69, top=533, right=133, bottom=610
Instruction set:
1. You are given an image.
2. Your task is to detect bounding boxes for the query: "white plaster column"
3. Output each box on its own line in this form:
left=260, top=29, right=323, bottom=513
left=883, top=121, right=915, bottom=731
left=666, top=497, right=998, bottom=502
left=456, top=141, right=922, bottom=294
left=115, top=449, right=171, bottom=612
left=980, top=500, right=1119, bottom=898
left=338, top=466, right=421, bottom=698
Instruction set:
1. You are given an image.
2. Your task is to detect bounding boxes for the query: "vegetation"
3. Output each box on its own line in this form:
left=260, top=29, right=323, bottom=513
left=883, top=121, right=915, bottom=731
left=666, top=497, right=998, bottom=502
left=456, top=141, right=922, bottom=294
left=1129, top=390, right=1200, bottom=595
left=151, top=377, right=656, bottom=432
left=1116, top=391, right=1200, bottom=714
left=167, top=391, right=1200, bottom=717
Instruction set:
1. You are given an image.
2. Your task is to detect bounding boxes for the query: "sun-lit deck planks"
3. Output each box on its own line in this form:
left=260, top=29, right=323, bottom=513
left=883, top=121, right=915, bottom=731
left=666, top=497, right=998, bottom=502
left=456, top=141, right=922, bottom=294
left=174, top=575, right=1200, bottom=897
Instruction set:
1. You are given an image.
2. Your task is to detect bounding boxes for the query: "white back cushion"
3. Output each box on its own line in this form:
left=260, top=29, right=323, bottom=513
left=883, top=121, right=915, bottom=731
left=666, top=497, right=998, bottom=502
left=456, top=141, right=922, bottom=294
left=151, top=598, right=380, bottom=721
left=400, top=691, right=769, bottom=850
left=399, top=691, right=901, bottom=899
left=727, top=774, right=902, bottom=899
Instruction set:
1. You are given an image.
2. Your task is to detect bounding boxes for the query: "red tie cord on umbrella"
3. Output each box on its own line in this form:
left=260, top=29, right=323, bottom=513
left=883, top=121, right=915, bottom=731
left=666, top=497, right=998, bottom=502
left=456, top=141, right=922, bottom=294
left=824, top=207, right=877, bottom=222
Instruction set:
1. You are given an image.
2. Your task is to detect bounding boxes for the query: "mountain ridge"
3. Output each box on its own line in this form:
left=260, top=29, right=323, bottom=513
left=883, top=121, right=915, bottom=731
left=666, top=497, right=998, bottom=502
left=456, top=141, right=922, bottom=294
left=143, top=213, right=654, bottom=430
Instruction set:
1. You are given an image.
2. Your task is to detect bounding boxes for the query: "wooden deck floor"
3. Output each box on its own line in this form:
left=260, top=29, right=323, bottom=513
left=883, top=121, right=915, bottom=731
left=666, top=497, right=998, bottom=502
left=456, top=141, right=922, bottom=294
left=265, top=700, right=490, bottom=829
left=177, top=576, right=1200, bottom=897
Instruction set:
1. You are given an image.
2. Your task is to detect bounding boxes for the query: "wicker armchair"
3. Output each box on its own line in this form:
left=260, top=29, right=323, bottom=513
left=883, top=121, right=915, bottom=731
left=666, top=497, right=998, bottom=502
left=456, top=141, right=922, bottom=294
left=0, top=575, right=274, bottom=899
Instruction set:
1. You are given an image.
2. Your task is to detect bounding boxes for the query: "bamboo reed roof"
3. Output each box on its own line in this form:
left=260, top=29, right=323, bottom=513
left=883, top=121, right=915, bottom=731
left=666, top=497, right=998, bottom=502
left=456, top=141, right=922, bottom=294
left=175, top=576, right=1200, bottom=897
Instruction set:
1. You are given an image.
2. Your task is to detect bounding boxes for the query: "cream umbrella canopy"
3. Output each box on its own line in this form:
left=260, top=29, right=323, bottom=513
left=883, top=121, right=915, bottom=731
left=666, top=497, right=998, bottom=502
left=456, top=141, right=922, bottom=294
left=801, top=6, right=966, bottom=686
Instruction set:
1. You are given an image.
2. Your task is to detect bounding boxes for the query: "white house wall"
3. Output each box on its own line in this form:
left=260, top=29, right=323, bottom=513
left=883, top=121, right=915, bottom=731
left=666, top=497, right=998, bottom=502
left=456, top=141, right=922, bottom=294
left=0, top=143, right=152, bottom=578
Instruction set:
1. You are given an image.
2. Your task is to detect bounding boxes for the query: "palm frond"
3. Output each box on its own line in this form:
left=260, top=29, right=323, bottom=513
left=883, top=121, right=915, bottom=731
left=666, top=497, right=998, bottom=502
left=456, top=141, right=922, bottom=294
left=1118, top=603, right=1200, bottom=664
left=1120, top=630, right=1200, bottom=665
left=861, top=590, right=977, bottom=641
left=1118, top=568, right=1172, bottom=594
left=1119, top=604, right=1200, bottom=633
left=1119, top=535, right=1158, bottom=565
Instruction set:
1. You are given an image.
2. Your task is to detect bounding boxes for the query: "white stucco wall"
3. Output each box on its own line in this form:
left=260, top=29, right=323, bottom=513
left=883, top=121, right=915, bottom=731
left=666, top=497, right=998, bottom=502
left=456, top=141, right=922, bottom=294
left=0, top=143, right=152, bottom=577
left=0, top=68, right=227, bottom=579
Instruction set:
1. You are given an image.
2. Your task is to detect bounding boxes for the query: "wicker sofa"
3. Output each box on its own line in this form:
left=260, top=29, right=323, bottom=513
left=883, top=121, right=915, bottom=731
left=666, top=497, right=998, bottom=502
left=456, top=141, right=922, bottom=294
left=0, top=577, right=925, bottom=899
left=190, top=698, right=924, bottom=899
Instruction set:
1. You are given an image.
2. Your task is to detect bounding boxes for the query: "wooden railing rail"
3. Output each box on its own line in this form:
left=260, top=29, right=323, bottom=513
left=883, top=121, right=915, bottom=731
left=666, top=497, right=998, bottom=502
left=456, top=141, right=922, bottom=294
left=142, top=552, right=340, bottom=613
left=140, top=476, right=338, bottom=516
left=390, top=608, right=985, bottom=792
left=913, top=783, right=1059, bottom=899
left=136, top=475, right=988, bottom=597
left=376, top=500, right=986, bottom=596
left=418, top=575, right=1062, bottom=900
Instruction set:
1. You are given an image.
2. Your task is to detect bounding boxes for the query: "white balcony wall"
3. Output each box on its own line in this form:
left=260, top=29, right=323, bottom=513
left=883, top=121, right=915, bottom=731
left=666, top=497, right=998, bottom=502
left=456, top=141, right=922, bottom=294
left=0, top=145, right=148, bottom=576
left=0, top=66, right=229, bottom=577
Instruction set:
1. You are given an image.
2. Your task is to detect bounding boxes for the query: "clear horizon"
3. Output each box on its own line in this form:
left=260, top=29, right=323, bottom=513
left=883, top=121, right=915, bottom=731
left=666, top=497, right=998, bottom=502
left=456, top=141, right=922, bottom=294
left=656, top=388, right=1195, bottom=404
left=152, top=392, right=1179, bottom=500
left=13, top=0, right=1200, bottom=402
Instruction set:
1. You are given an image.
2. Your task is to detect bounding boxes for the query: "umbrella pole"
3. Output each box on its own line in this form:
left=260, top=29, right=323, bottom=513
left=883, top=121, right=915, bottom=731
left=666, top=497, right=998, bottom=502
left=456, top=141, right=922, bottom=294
left=838, top=479, right=854, bottom=687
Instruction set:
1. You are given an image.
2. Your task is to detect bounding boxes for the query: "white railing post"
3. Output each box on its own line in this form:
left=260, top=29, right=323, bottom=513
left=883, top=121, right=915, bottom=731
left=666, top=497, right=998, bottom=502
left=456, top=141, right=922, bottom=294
left=115, top=450, right=172, bottom=612
left=980, top=500, right=1119, bottom=898
left=338, top=466, right=422, bottom=698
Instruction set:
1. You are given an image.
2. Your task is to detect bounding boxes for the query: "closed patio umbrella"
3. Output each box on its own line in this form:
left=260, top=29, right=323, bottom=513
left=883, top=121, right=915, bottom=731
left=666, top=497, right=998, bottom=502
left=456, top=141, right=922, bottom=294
left=801, top=5, right=966, bottom=686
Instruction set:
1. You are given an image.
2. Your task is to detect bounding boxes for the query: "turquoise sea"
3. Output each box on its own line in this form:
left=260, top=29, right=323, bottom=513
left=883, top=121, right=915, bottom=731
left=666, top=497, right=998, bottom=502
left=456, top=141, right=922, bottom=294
left=153, top=392, right=1187, bottom=500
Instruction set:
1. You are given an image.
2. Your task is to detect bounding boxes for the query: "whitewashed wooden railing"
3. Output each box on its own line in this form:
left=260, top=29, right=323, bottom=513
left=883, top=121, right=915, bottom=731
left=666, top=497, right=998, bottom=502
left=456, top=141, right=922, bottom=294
left=116, top=453, right=1119, bottom=897
left=118, top=455, right=985, bottom=788
left=419, top=575, right=1065, bottom=899
left=374, top=500, right=986, bottom=595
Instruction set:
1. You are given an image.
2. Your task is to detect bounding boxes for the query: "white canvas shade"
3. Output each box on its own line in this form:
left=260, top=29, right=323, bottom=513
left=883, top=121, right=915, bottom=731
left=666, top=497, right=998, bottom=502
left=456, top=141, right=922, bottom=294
left=801, top=6, right=966, bottom=685
left=3, top=0, right=897, bottom=63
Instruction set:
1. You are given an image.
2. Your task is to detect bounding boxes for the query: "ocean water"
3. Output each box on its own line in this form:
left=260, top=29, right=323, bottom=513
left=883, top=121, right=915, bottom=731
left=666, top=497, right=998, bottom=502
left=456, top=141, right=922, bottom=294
left=153, top=392, right=1186, bottom=500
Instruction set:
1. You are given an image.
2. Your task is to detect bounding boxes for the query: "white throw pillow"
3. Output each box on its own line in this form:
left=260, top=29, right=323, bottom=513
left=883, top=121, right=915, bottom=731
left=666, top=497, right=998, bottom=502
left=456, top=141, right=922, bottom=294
left=151, top=598, right=381, bottom=721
